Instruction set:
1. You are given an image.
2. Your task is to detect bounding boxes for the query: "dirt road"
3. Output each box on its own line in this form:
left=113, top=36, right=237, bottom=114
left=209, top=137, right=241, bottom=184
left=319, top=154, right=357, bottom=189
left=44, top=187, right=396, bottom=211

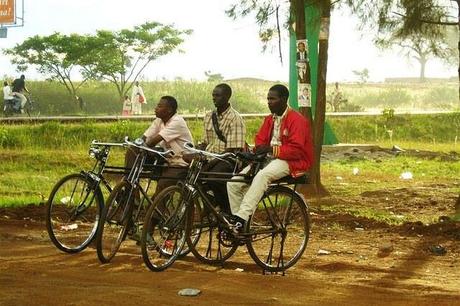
left=1, top=203, right=459, bottom=306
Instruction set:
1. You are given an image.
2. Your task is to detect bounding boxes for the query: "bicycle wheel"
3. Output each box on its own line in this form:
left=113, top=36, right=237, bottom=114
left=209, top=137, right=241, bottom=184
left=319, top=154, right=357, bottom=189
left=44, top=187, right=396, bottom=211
left=25, top=99, right=40, bottom=117
left=246, top=185, right=310, bottom=272
left=186, top=192, right=238, bottom=265
left=141, top=185, right=187, bottom=271
left=46, top=173, right=103, bottom=253
left=96, top=180, right=133, bottom=263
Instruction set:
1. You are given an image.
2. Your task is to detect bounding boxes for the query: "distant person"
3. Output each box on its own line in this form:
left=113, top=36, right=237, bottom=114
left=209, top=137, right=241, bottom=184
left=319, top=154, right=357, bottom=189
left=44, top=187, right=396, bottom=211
left=75, top=95, right=85, bottom=112
left=12, top=75, right=29, bottom=112
left=328, top=82, right=345, bottom=112
left=131, top=81, right=146, bottom=115
left=3, top=81, right=14, bottom=112
left=122, top=95, right=132, bottom=116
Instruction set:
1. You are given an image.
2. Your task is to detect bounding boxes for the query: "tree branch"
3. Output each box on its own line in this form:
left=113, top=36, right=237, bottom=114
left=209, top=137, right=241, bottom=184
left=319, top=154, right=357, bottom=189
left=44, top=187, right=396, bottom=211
left=392, top=11, right=457, bottom=26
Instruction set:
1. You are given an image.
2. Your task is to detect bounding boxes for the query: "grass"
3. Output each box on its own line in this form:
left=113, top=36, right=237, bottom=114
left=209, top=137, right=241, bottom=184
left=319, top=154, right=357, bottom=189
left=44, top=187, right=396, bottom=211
left=2, top=79, right=458, bottom=116
left=1, top=142, right=458, bottom=208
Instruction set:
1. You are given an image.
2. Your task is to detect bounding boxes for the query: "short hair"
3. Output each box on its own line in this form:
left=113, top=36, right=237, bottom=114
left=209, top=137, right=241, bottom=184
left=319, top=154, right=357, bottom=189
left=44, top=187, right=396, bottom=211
left=215, top=83, right=232, bottom=99
left=161, top=95, right=178, bottom=113
left=269, top=84, right=289, bottom=100
left=3, top=81, right=8, bottom=86
left=20, top=74, right=25, bottom=79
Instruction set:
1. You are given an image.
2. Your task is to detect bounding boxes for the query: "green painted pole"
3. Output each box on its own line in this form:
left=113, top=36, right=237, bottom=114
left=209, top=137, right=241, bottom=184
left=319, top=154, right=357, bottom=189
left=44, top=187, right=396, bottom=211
left=289, top=3, right=338, bottom=145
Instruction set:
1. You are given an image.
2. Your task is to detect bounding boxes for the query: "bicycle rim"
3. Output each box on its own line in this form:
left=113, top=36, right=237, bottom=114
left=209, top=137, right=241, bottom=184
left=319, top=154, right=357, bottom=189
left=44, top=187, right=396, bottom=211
left=96, top=181, right=132, bottom=263
left=246, top=186, right=310, bottom=272
left=46, top=173, right=103, bottom=253
left=186, top=195, right=238, bottom=265
left=141, top=185, right=187, bottom=271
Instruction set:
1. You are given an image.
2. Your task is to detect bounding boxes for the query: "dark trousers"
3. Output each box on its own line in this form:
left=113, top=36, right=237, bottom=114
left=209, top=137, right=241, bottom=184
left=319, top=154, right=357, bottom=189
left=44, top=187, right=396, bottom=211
left=203, top=159, right=234, bottom=214
left=124, top=147, right=186, bottom=201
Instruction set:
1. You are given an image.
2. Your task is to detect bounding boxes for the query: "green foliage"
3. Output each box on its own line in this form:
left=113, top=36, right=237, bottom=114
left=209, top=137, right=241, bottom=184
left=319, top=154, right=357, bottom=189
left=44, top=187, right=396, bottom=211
left=421, top=86, right=457, bottom=109
left=82, top=22, right=192, bottom=99
left=4, top=22, right=191, bottom=102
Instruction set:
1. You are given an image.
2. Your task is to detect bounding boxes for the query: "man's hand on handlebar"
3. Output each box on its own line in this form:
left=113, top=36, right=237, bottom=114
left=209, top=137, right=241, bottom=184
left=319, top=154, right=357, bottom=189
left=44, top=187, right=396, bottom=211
left=254, top=144, right=272, bottom=155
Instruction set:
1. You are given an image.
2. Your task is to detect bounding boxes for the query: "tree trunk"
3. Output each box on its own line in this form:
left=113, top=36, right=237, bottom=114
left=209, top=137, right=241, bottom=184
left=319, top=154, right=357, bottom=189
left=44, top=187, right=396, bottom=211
left=310, top=0, right=331, bottom=196
left=457, top=0, right=460, bottom=106
left=419, top=56, right=427, bottom=82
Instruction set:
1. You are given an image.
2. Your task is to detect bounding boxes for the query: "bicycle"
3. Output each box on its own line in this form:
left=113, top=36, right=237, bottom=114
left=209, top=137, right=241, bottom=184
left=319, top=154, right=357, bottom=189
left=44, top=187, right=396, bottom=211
left=141, top=143, right=310, bottom=273
left=95, top=137, right=180, bottom=264
left=46, top=140, right=125, bottom=253
left=24, top=93, right=40, bottom=117
left=3, top=93, right=40, bottom=117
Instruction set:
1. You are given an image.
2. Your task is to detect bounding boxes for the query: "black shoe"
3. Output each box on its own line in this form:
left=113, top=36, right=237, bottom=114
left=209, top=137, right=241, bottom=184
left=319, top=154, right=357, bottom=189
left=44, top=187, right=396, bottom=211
left=223, top=213, right=246, bottom=234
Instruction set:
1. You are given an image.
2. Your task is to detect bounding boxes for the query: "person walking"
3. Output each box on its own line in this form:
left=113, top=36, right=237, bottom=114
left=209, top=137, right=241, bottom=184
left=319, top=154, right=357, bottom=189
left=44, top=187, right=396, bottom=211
left=122, top=95, right=132, bottom=116
left=131, top=81, right=146, bottom=115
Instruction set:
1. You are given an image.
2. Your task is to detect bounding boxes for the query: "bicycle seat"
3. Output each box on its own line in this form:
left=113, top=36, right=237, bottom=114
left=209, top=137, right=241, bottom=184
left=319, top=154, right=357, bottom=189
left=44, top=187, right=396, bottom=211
left=272, top=173, right=309, bottom=185
left=236, top=151, right=267, bottom=162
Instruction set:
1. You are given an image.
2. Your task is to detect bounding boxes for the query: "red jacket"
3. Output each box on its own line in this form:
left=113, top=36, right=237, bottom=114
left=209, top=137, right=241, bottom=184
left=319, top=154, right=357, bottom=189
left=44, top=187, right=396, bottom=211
left=255, top=109, right=314, bottom=177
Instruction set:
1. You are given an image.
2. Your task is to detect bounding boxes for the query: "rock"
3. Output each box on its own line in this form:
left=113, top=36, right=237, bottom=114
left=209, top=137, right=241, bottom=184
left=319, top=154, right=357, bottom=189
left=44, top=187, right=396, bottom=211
left=178, top=288, right=201, bottom=297
left=379, top=243, right=394, bottom=253
left=317, top=249, right=331, bottom=255
left=428, top=245, right=447, bottom=256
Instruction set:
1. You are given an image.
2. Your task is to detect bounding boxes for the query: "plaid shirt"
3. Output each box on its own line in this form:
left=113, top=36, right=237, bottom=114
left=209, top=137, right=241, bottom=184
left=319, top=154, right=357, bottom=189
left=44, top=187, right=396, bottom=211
left=203, top=105, right=246, bottom=153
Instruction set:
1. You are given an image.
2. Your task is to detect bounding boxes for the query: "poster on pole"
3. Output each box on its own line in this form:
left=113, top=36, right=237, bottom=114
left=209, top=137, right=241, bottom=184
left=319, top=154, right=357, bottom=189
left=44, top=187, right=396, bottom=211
left=0, top=0, right=15, bottom=24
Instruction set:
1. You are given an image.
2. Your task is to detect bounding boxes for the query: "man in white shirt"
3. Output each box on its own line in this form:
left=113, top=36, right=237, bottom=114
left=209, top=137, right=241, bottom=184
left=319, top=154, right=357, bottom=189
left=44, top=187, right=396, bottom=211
left=125, top=95, right=193, bottom=197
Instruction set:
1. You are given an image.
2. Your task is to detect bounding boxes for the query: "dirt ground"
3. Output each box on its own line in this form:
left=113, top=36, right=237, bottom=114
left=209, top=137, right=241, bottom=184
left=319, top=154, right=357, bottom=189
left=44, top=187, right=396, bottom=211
left=1, top=146, right=460, bottom=305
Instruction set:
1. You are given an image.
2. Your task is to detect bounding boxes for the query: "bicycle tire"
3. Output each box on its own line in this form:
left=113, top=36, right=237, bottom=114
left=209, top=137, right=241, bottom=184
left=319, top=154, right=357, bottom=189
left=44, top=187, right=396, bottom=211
left=96, top=180, right=133, bottom=263
left=185, top=191, right=238, bottom=265
left=25, top=99, right=40, bottom=117
left=246, top=185, right=310, bottom=272
left=141, top=185, right=187, bottom=271
left=46, top=172, right=103, bottom=253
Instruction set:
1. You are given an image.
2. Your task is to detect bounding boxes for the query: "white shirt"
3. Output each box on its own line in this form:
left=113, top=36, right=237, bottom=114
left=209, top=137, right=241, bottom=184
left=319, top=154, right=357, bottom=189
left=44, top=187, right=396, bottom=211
left=143, top=114, right=193, bottom=166
left=3, top=85, right=13, bottom=100
left=131, top=84, right=146, bottom=104
left=270, top=107, right=289, bottom=147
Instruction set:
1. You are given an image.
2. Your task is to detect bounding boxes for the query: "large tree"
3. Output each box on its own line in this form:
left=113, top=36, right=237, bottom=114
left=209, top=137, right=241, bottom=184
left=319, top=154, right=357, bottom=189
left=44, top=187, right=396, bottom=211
left=80, top=22, right=191, bottom=100
left=4, top=22, right=191, bottom=102
left=4, top=33, right=92, bottom=100
left=346, top=0, right=460, bottom=103
left=227, top=0, right=331, bottom=194
left=376, top=30, right=456, bottom=81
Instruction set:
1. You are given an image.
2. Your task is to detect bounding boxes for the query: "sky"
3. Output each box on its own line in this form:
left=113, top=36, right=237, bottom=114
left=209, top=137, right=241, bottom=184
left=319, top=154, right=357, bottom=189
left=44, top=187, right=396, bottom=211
left=0, top=0, right=456, bottom=83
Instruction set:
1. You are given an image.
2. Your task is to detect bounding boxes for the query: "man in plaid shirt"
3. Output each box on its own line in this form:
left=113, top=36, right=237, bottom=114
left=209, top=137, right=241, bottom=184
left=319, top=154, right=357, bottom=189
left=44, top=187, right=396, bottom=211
left=199, top=83, right=246, bottom=213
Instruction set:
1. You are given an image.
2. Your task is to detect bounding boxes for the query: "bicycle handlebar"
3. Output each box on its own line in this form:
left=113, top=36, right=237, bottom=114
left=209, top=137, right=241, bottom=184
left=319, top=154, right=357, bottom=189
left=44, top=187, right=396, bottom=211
left=183, top=142, right=235, bottom=160
left=91, top=140, right=125, bottom=147
left=123, top=136, right=174, bottom=159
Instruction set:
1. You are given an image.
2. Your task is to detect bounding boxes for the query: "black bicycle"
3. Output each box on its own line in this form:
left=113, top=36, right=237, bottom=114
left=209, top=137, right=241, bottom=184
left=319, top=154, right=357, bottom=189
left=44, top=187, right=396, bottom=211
left=141, top=143, right=310, bottom=272
left=46, top=140, right=124, bottom=253
left=95, top=137, right=178, bottom=264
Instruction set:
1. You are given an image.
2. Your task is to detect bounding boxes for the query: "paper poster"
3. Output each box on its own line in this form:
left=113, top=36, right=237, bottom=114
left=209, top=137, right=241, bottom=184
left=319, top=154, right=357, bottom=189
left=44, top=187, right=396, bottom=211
left=298, top=83, right=311, bottom=107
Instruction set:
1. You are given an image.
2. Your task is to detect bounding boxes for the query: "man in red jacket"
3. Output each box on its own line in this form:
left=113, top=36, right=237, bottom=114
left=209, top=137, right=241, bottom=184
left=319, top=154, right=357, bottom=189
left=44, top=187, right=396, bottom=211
left=226, top=84, right=314, bottom=232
